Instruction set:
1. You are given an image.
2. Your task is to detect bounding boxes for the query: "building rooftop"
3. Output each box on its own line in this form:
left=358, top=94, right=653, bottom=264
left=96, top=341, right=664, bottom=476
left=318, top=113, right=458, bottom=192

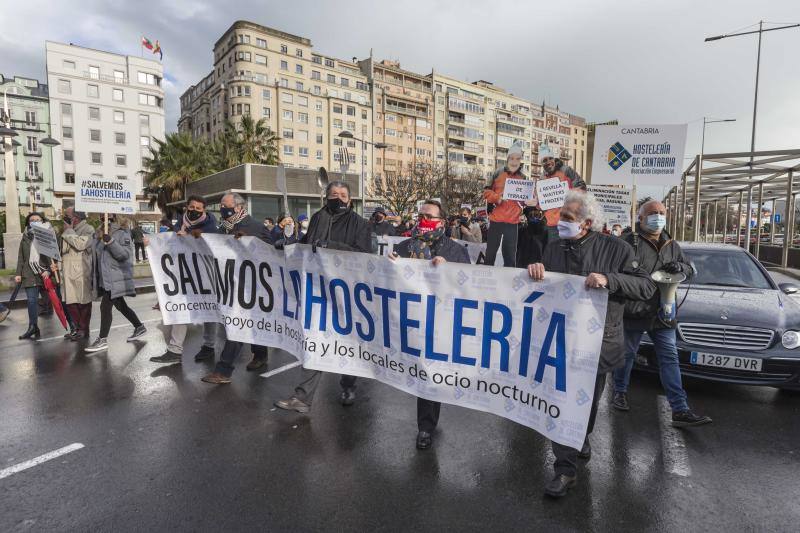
left=45, top=40, right=162, bottom=67
left=215, top=20, right=312, bottom=49
left=0, top=74, right=49, bottom=98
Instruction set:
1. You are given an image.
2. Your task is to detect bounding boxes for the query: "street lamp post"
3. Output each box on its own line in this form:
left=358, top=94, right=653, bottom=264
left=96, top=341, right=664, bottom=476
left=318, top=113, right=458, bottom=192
left=337, top=131, right=388, bottom=214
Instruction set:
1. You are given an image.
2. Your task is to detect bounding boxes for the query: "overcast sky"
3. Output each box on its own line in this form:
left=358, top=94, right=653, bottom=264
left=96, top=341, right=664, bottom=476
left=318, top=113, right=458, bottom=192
left=2, top=0, right=798, bottom=169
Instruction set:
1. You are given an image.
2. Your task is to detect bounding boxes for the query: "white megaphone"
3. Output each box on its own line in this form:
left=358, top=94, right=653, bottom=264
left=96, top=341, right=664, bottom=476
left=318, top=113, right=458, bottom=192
left=651, top=270, right=686, bottom=325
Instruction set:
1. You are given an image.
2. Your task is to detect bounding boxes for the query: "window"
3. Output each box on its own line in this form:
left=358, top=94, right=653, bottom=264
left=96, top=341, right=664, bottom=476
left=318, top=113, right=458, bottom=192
left=282, top=110, right=293, bottom=120
left=311, top=70, right=321, bottom=80
left=88, top=66, right=100, bottom=79
left=236, top=51, right=251, bottom=61
left=280, top=44, right=288, bottom=53
left=333, top=119, right=342, bottom=129
left=325, top=59, right=334, bottom=68
left=316, top=133, right=323, bottom=144
left=283, top=128, right=293, bottom=139
left=118, top=176, right=128, bottom=181
left=64, top=150, right=74, bottom=162
left=327, top=74, right=336, bottom=84
left=91, top=152, right=102, bottom=164
left=280, top=60, right=288, bottom=70
left=140, top=135, right=150, bottom=147
left=283, top=145, right=293, bottom=155
left=315, top=116, right=323, bottom=128
left=57, top=79, right=71, bottom=94
left=281, top=92, right=293, bottom=104
left=340, top=77, right=349, bottom=87
left=344, top=92, right=351, bottom=101
left=313, top=86, right=321, bottom=96
left=346, top=106, right=355, bottom=116
left=295, top=81, right=304, bottom=91
left=333, top=103, right=342, bottom=114
left=62, top=126, right=73, bottom=139
left=140, top=114, right=150, bottom=127
left=262, top=107, right=271, bottom=118
left=316, top=150, right=323, bottom=160
left=138, top=71, right=160, bottom=86
left=299, top=147, right=308, bottom=157
left=315, top=101, right=323, bottom=112
left=255, top=54, right=267, bottom=65
left=256, top=38, right=267, bottom=48
left=280, top=78, right=288, bottom=88
left=262, top=89, right=271, bottom=99
left=138, top=93, right=162, bottom=107
left=237, top=34, right=250, bottom=44
left=65, top=172, right=75, bottom=184
left=63, top=60, right=75, bottom=69
left=27, top=136, right=37, bottom=152
left=298, top=112, right=308, bottom=124
left=86, top=84, right=99, bottom=98
left=24, top=111, right=36, bottom=126
left=333, top=138, right=342, bottom=146
left=347, top=140, right=355, bottom=148
left=112, top=88, right=123, bottom=101
left=89, top=107, right=100, bottom=120
left=114, top=70, right=125, bottom=83
left=347, top=121, right=356, bottom=131
left=296, top=49, right=303, bottom=57
left=297, top=130, right=309, bottom=142
left=115, top=132, right=126, bottom=144
left=90, top=129, right=101, bottom=142
left=362, top=110, right=368, bottom=120
left=114, top=110, right=125, bottom=123
left=297, top=96, right=308, bottom=107
left=116, top=154, right=127, bottom=166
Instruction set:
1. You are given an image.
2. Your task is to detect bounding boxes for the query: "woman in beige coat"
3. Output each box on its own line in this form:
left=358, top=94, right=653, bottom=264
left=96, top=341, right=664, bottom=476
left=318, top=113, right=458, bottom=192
left=60, top=208, right=96, bottom=340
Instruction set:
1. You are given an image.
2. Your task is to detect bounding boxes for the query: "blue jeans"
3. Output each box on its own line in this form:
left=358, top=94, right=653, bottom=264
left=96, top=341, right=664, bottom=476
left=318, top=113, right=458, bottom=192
left=613, top=328, right=690, bottom=413
left=25, top=286, right=40, bottom=328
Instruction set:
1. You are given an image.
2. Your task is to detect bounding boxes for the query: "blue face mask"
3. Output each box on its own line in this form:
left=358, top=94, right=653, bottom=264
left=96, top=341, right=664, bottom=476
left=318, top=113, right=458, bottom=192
left=644, top=214, right=667, bottom=232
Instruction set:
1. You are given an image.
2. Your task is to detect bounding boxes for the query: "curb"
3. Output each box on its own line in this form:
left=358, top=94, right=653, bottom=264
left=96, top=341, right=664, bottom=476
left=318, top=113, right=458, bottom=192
left=1, top=283, right=156, bottom=310
left=767, top=268, right=800, bottom=282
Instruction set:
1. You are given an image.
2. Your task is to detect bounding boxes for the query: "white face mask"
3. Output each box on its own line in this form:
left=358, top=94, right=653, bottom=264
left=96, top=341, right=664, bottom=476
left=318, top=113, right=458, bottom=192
left=283, top=223, right=294, bottom=238
left=300, top=220, right=309, bottom=230
left=644, top=214, right=667, bottom=233
left=557, top=220, right=583, bottom=239
left=611, top=229, right=621, bottom=237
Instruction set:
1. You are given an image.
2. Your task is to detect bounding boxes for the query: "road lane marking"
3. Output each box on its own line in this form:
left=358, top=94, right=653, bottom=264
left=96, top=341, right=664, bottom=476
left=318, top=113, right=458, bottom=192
left=260, top=361, right=302, bottom=378
left=37, top=318, right=162, bottom=343
left=657, top=395, right=692, bottom=477
left=0, top=443, right=85, bottom=480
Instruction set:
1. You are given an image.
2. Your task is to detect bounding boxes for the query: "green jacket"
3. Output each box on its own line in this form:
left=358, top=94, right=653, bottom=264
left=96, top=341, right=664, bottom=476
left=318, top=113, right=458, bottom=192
left=15, top=232, right=51, bottom=288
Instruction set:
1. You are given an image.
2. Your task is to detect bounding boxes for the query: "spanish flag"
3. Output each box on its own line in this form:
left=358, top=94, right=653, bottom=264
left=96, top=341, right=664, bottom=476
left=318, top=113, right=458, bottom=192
left=153, top=40, right=163, bottom=60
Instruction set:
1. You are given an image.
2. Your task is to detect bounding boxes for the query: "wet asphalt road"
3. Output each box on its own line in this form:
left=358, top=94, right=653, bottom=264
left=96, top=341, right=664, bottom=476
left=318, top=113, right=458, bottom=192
left=0, top=291, right=799, bottom=532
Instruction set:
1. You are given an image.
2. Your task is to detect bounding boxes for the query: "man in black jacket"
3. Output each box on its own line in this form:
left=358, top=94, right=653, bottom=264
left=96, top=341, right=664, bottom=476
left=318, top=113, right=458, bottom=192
left=516, top=206, right=547, bottom=267
left=201, top=192, right=273, bottom=384
left=389, top=200, right=471, bottom=450
left=528, top=190, right=655, bottom=498
left=275, top=181, right=372, bottom=412
left=612, top=200, right=711, bottom=426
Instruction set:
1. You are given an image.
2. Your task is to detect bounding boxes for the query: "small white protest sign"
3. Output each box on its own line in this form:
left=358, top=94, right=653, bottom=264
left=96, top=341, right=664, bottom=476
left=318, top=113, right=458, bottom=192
left=502, top=179, right=535, bottom=202
left=536, top=178, right=568, bottom=210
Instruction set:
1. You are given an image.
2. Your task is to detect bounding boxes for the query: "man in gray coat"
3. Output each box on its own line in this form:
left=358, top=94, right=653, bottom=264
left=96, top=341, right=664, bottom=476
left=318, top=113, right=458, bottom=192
left=85, top=215, right=146, bottom=352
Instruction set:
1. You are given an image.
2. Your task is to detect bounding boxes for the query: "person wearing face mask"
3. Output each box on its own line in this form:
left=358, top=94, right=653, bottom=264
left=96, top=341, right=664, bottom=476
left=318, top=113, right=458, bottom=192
left=612, top=200, right=711, bottom=427
left=516, top=206, right=546, bottom=267
left=538, top=143, right=586, bottom=239
left=60, top=208, right=96, bottom=341
left=150, top=196, right=222, bottom=365
left=451, top=207, right=482, bottom=243
left=611, top=224, right=623, bottom=237
left=528, top=190, right=655, bottom=498
left=368, top=207, right=395, bottom=236
left=85, top=215, right=146, bottom=352
left=270, top=213, right=297, bottom=244
left=482, top=142, right=526, bottom=266
left=14, top=212, right=54, bottom=340
left=201, top=193, right=271, bottom=382
left=274, top=181, right=372, bottom=411
left=389, top=200, right=471, bottom=450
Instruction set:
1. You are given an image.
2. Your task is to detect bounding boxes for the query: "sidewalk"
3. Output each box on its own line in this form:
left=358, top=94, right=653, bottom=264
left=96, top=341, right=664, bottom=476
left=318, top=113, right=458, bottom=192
left=1, top=276, right=155, bottom=307
left=767, top=267, right=800, bottom=281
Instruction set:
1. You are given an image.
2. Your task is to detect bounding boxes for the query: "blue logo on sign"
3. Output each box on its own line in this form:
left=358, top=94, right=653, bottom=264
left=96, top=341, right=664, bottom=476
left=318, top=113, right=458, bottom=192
left=607, top=142, right=632, bottom=170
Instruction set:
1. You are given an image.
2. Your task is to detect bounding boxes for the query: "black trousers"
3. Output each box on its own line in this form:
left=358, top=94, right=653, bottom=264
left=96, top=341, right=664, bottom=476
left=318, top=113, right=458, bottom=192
left=99, top=290, right=142, bottom=338
left=417, top=399, right=441, bottom=432
left=552, top=373, right=606, bottom=477
left=214, top=340, right=268, bottom=377
left=135, top=242, right=147, bottom=262
left=485, top=222, right=518, bottom=266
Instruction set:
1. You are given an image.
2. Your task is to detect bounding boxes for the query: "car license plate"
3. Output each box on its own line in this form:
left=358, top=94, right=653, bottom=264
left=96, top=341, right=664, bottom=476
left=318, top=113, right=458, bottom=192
left=690, top=352, right=762, bottom=372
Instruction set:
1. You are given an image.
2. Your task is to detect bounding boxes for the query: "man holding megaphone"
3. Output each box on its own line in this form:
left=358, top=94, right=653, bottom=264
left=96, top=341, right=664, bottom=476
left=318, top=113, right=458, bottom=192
left=613, top=200, right=712, bottom=428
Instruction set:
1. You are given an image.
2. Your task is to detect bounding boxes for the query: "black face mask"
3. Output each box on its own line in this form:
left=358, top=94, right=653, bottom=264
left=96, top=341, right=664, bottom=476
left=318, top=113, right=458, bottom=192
left=327, top=197, right=347, bottom=214
left=220, top=206, right=236, bottom=220
left=186, top=209, right=203, bottom=221
left=63, top=216, right=73, bottom=224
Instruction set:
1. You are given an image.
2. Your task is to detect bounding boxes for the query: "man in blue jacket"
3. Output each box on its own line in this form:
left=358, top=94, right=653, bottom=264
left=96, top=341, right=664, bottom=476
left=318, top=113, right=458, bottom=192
left=150, top=195, right=221, bottom=364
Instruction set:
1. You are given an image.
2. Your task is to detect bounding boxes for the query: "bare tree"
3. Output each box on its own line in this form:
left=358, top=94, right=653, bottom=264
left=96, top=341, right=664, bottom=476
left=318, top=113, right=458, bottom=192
left=369, top=168, right=419, bottom=216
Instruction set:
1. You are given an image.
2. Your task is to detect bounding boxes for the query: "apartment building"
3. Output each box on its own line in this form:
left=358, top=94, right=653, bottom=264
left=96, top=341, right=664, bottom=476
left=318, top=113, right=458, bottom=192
left=357, top=59, right=434, bottom=179
left=179, top=21, right=373, bottom=189
left=0, top=74, right=55, bottom=215
left=46, top=41, right=165, bottom=211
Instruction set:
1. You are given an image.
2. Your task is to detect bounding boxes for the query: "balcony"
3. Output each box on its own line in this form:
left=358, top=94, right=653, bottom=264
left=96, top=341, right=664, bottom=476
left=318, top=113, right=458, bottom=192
left=25, top=171, right=44, bottom=181
left=24, top=147, right=42, bottom=157
left=385, top=102, right=428, bottom=118
left=83, top=71, right=129, bottom=85
left=447, top=114, right=465, bottom=125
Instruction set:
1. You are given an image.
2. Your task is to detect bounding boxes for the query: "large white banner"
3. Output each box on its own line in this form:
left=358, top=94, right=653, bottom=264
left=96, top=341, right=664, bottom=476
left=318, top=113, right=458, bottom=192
left=590, top=124, right=687, bottom=187
left=587, top=185, right=633, bottom=227
left=147, top=233, right=608, bottom=449
left=75, top=177, right=138, bottom=214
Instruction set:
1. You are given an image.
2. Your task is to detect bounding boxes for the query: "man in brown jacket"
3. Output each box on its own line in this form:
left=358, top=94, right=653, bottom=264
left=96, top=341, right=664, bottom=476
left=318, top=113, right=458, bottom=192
left=60, top=208, right=96, bottom=341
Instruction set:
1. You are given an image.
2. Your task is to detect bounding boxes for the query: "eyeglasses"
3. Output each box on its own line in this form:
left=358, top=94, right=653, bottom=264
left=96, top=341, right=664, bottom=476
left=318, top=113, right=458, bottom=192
left=418, top=213, right=442, bottom=221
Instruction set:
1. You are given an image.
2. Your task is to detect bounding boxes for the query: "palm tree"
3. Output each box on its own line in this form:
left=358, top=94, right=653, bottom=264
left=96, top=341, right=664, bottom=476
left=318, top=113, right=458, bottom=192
left=215, top=116, right=279, bottom=166
left=141, top=132, right=216, bottom=213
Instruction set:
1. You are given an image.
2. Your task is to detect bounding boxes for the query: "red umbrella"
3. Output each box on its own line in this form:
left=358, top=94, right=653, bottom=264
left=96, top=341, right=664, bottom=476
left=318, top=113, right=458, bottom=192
left=42, top=274, right=68, bottom=330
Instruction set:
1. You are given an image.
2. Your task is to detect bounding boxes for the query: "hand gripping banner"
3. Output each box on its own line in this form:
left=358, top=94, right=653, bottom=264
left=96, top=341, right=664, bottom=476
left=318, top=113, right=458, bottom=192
left=147, top=233, right=608, bottom=449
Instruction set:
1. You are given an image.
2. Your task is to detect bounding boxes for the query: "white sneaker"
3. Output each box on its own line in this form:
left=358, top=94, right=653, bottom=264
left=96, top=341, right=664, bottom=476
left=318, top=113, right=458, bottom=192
left=85, top=338, right=108, bottom=352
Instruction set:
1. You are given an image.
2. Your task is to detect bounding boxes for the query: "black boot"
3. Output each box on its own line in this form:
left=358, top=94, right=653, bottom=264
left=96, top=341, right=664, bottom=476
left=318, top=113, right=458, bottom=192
left=19, top=325, right=41, bottom=340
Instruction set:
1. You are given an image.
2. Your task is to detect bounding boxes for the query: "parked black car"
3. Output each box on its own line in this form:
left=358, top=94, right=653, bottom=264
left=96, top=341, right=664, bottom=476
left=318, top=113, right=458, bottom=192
left=634, top=242, right=800, bottom=390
